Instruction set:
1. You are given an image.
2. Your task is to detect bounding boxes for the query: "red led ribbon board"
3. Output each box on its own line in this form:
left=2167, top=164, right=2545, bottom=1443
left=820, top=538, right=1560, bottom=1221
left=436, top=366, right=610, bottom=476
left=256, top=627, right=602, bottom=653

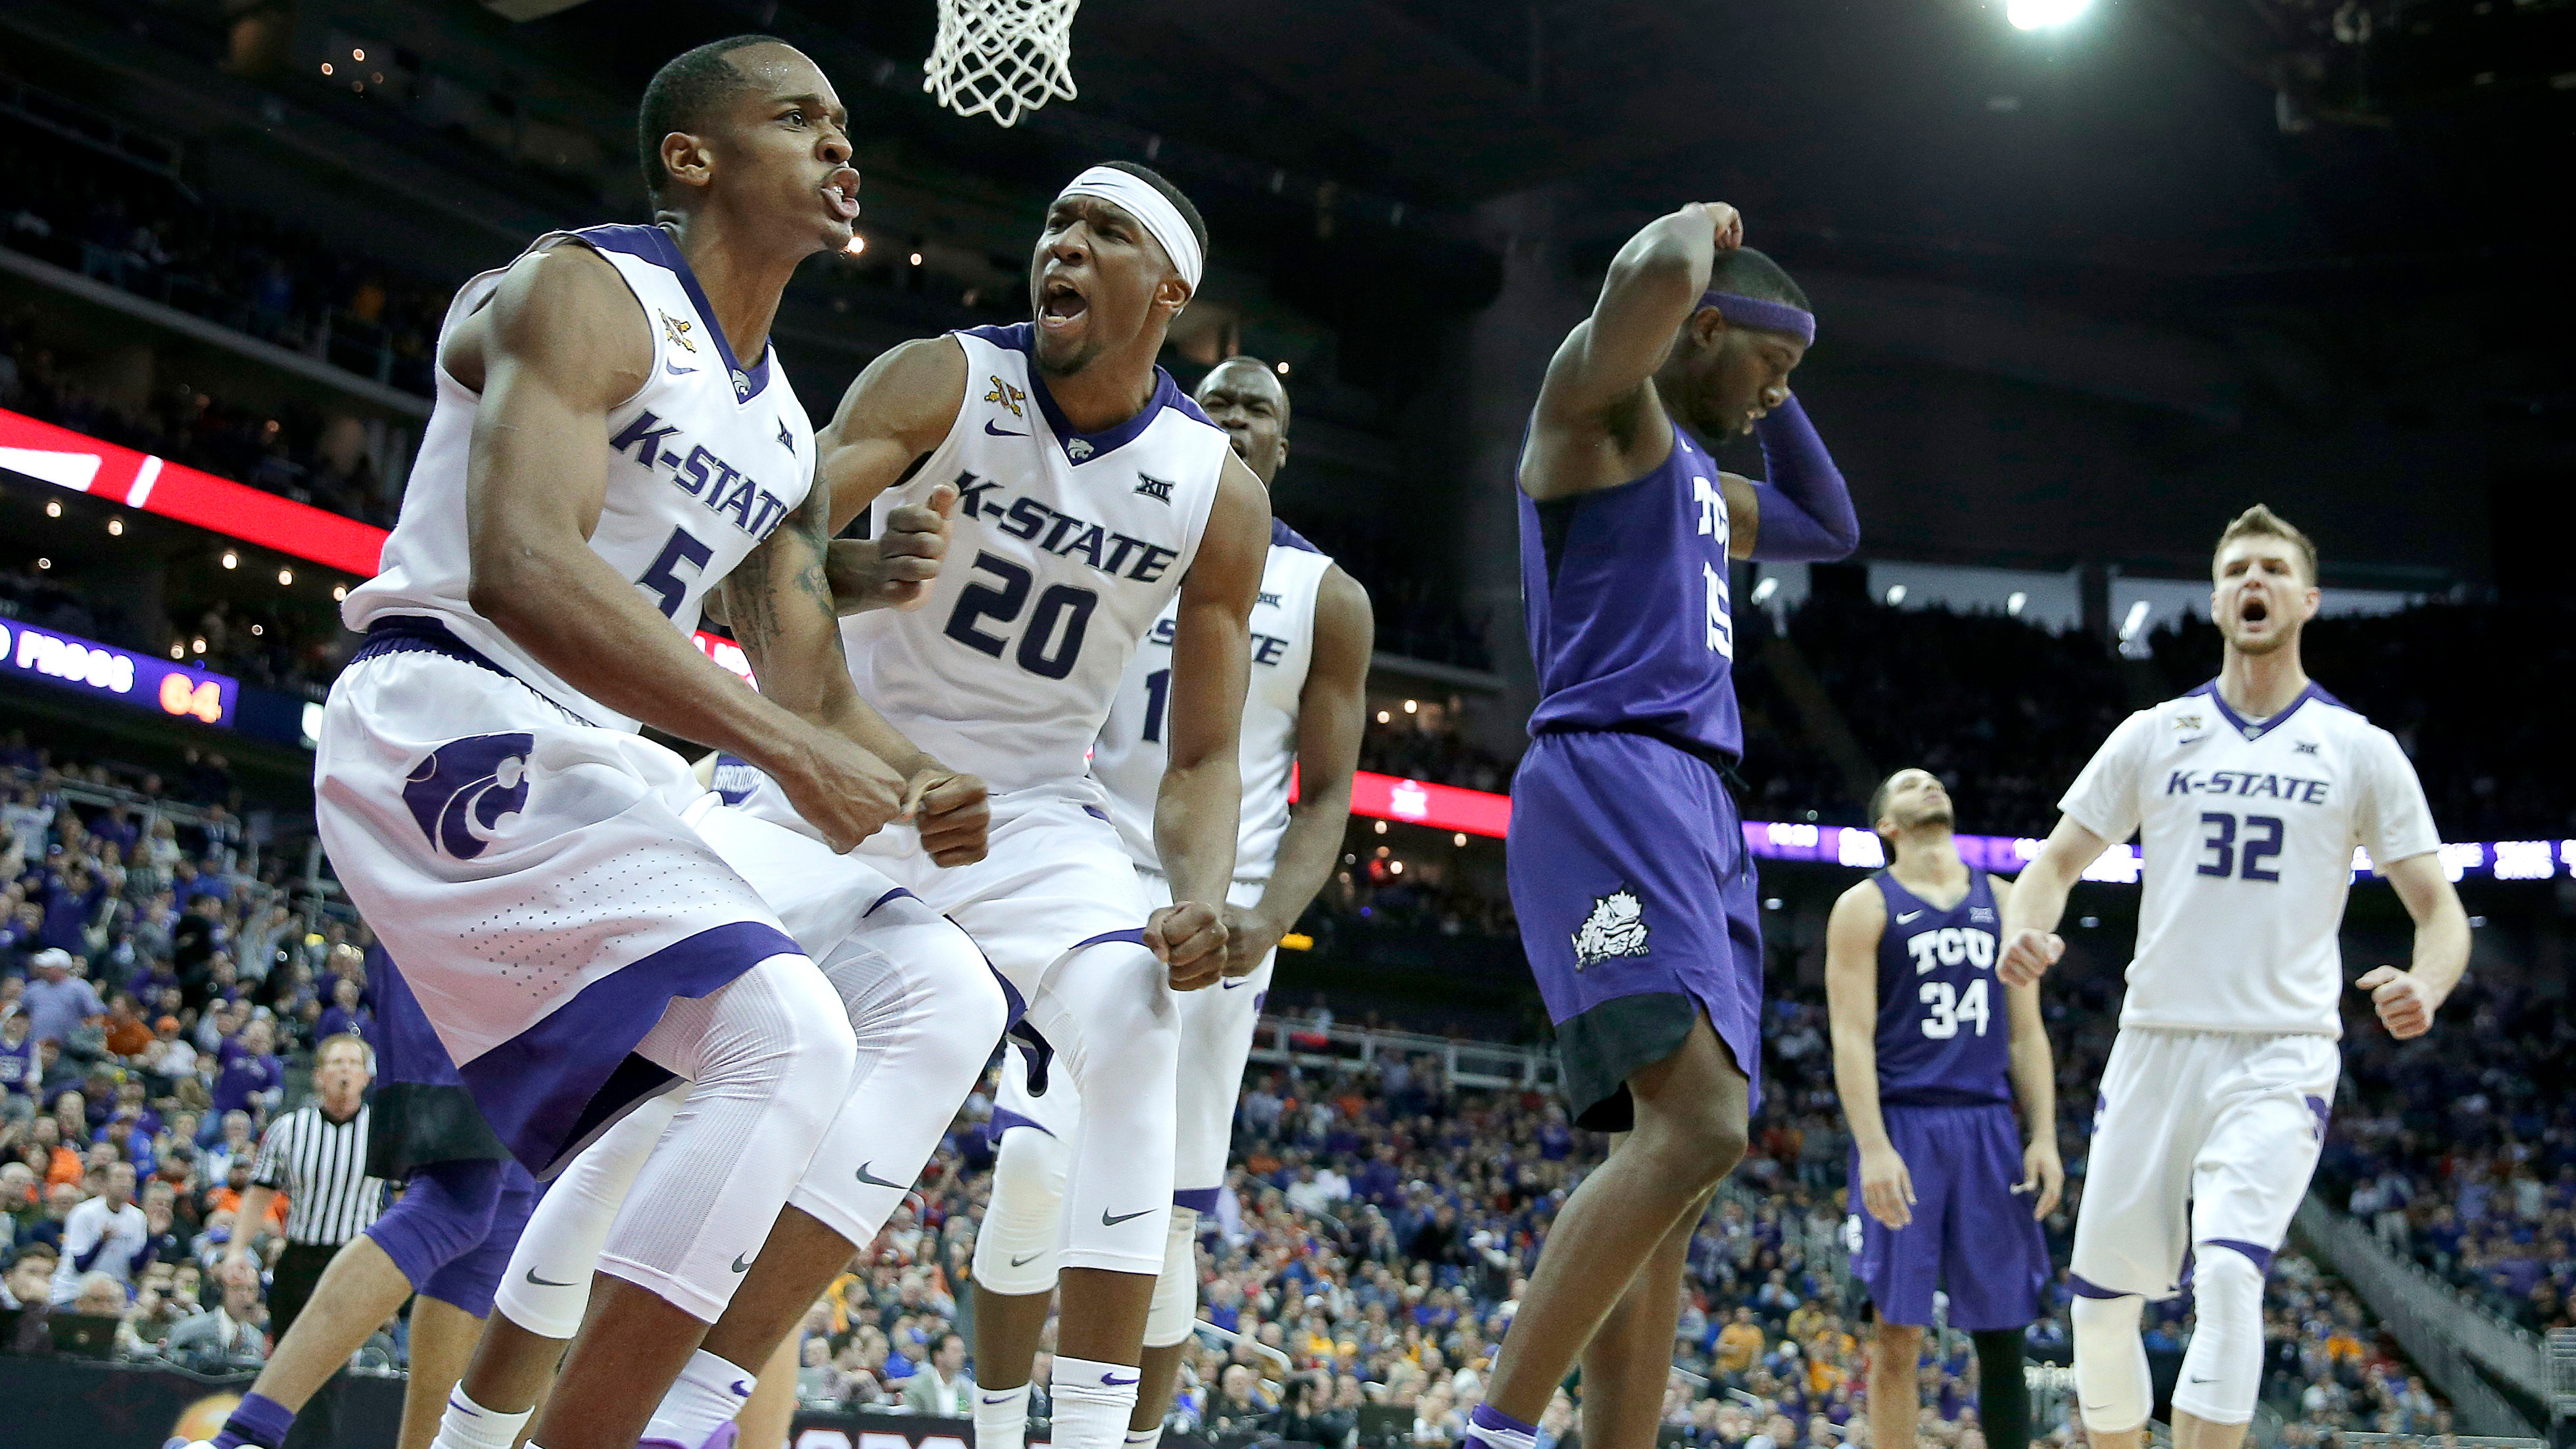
left=1347, top=771, right=1513, bottom=838
left=0, top=407, right=387, bottom=577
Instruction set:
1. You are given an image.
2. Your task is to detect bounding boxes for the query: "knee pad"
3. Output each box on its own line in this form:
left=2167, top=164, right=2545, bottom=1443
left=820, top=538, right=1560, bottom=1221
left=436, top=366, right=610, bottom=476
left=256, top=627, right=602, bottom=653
left=790, top=922, right=1008, bottom=1248
left=365, top=1158, right=505, bottom=1292
left=1143, top=1208, right=1199, bottom=1348
left=973, top=1124, right=1070, bottom=1295
left=2172, top=1245, right=2266, bottom=1426
left=491, top=1091, right=677, bottom=1339
left=2069, top=1293, right=2149, bottom=1434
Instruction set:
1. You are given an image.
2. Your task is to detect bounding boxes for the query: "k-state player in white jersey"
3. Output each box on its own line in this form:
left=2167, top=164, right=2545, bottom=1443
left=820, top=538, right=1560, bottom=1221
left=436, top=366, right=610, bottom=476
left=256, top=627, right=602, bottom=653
left=970, top=357, right=1374, bottom=1449
left=2000, top=506, right=2468, bottom=1449
left=727, top=160, right=1273, bottom=1449
left=315, top=39, right=1001, bottom=1449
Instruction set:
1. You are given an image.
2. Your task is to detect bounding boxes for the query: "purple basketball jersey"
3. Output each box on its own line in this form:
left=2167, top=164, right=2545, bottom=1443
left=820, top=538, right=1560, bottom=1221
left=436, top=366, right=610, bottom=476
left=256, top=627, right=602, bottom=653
left=1871, top=871, right=2012, bottom=1106
left=1519, top=423, right=1742, bottom=761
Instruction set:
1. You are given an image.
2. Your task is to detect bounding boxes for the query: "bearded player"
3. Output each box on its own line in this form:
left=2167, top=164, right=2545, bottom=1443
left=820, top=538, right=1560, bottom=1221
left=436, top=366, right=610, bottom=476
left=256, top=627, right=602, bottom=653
left=970, top=354, right=1372, bottom=1449
left=1467, top=202, right=1860, bottom=1449
left=1826, top=770, right=2057, bottom=1449
left=2000, top=505, right=2468, bottom=1449
left=687, top=160, right=1270, bottom=1449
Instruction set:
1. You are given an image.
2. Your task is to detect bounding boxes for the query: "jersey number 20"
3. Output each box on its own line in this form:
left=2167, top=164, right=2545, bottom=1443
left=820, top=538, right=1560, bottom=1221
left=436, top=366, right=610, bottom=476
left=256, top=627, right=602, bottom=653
left=1920, top=978, right=1990, bottom=1038
left=944, top=552, right=1099, bottom=680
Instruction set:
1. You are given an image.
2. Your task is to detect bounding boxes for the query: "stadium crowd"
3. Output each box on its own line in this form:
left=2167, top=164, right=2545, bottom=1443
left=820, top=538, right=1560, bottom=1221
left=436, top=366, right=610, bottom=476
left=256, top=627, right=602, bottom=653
left=2316, top=974, right=2576, bottom=1333
left=0, top=738, right=383, bottom=1367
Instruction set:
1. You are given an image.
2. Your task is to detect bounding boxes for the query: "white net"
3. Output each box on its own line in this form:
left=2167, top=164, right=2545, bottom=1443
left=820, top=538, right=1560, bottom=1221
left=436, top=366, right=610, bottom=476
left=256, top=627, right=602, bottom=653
left=924, top=0, right=1082, bottom=129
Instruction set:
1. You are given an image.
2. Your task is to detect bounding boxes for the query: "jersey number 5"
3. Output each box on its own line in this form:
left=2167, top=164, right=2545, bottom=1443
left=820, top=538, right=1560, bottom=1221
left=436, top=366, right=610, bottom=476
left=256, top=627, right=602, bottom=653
left=943, top=551, right=1100, bottom=680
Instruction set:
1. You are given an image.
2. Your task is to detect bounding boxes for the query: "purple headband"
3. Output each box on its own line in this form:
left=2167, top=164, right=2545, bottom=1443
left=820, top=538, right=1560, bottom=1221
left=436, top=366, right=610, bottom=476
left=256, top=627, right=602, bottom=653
left=1702, top=291, right=1815, bottom=346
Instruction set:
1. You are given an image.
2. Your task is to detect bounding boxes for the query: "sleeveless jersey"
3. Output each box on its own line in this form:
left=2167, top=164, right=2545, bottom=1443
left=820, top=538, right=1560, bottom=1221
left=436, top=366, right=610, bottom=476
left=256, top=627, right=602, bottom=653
left=346, top=224, right=813, bottom=732
left=1090, top=520, right=1335, bottom=880
left=2058, top=680, right=2441, bottom=1038
left=841, top=323, right=1230, bottom=794
left=1518, top=418, right=1741, bottom=761
left=1871, top=869, right=2011, bottom=1107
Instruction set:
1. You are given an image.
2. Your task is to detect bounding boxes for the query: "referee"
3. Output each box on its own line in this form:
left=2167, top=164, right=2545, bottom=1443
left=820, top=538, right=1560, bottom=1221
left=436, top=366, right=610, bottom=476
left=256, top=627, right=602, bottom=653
left=221, top=1032, right=385, bottom=1337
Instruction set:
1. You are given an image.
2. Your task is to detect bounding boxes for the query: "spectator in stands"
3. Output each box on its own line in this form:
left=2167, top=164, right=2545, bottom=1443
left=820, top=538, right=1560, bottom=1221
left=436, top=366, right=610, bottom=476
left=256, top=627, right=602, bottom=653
left=48, top=1157, right=147, bottom=1303
left=164, top=1268, right=269, bottom=1370
left=902, top=1330, right=975, bottom=1415
left=20, top=947, right=105, bottom=1047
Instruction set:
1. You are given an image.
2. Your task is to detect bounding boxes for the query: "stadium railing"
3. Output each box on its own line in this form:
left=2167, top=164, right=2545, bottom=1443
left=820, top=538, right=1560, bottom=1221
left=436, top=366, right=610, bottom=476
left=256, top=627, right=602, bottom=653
left=1245, top=1014, right=1560, bottom=1093
left=2295, top=1195, right=2548, bottom=1437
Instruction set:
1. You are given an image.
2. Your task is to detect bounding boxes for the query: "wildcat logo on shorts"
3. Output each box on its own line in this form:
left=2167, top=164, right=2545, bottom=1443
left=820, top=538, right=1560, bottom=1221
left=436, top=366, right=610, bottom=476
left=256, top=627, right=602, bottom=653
left=401, top=733, right=536, bottom=861
left=1571, top=888, right=1650, bottom=969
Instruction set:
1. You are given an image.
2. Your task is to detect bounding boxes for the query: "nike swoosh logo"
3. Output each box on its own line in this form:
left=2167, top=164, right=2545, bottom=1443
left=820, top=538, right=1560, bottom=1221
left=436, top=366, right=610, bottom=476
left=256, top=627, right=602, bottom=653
left=1102, top=1207, right=1153, bottom=1227
left=523, top=1268, right=575, bottom=1287
left=1011, top=1252, right=1042, bottom=1266
left=2189, top=1375, right=2216, bottom=1383
left=984, top=420, right=1026, bottom=437
left=731, top=1381, right=754, bottom=1397
left=855, top=1162, right=905, bottom=1189
left=732, top=1253, right=753, bottom=1273
left=1896, top=911, right=1924, bottom=923
left=665, top=359, right=699, bottom=376
left=984, top=1394, right=1018, bottom=1404
left=1102, top=1373, right=1139, bottom=1386
left=1222, top=978, right=1251, bottom=989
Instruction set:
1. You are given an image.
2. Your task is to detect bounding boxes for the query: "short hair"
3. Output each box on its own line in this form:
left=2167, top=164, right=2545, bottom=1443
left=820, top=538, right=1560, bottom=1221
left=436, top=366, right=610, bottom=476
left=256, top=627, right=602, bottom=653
left=318, top=1033, right=373, bottom=1074
left=638, top=36, right=786, bottom=199
left=1099, top=160, right=1208, bottom=272
left=2215, top=504, right=2318, bottom=582
left=1201, top=354, right=1291, bottom=431
left=1706, top=247, right=1809, bottom=313
left=1867, top=772, right=1905, bottom=838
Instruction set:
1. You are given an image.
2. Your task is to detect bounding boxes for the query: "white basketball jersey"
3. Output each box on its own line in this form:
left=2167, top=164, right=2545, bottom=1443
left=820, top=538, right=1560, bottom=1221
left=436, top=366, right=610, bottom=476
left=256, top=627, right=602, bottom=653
left=842, top=324, right=1230, bottom=794
left=346, top=224, right=814, bottom=732
left=1091, top=523, right=1335, bottom=880
left=2057, top=681, right=2441, bottom=1038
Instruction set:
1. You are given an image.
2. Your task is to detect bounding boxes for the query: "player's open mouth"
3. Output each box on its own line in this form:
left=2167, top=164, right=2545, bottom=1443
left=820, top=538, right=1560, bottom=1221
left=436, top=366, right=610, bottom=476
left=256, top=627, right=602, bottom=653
left=821, top=170, right=861, bottom=222
left=1039, top=279, right=1089, bottom=329
left=2241, top=597, right=2269, bottom=625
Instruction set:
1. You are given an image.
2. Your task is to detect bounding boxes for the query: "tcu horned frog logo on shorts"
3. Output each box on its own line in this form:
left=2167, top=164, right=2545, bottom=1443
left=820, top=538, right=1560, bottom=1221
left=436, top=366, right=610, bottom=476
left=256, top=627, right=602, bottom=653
left=1572, top=887, right=1651, bottom=968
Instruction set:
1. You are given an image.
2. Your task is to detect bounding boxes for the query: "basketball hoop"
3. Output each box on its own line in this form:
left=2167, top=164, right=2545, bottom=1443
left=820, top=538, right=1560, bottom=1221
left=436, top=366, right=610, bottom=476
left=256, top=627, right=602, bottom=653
left=924, top=0, right=1082, bottom=129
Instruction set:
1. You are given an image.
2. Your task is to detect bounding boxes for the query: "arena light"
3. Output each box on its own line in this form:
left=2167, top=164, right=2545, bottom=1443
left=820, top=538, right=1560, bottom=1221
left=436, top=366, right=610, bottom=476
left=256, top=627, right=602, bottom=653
left=2007, top=590, right=2028, bottom=616
left=2007, top=0, right=2090, bottom=29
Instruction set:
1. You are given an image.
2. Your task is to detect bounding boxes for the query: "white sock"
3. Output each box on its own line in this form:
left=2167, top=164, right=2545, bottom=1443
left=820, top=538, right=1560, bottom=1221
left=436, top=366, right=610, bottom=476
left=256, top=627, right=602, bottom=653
left=1051, top=1356, right=1143, bottom=1449
left=433, top=1389, right=533, bottom=1449
left=974, top=1379, right=1031, bottom=1449
left=1124, top=1428, right=1164, bottom=1449
left=643, top=1349, right=757, bottom=1447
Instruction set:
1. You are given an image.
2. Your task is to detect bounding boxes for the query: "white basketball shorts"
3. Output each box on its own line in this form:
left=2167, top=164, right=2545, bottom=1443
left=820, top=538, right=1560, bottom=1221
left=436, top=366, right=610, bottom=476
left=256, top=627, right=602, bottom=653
left=2068, top=1028, right=2339, bottom=1300
left=315, top=636, right=907, bottom=1177
left=990, top=868, right=1274, bottom=1205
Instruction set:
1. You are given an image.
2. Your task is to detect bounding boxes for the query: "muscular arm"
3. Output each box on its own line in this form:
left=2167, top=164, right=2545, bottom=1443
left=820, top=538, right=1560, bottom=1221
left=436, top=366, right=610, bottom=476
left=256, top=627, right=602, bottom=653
left=1996, top=815, right=2113, bottom=986
left=816, top=337, right=968, bottom=538
left=1718, top=396, right=1860, bottom=562
left=1522, top=202, right=1742, bottom=503
left=2356, top=852, right=2469, bottom=1039
left=457, top=244, right=849, bottom=781
left=1825, top=882, right=1911, bottom=1227
left=1992, top=875, right=2063, bottom=1216
left=1151, top=454, right=1272, bottom=985
left=1231, top=565, right=1373, bottom=974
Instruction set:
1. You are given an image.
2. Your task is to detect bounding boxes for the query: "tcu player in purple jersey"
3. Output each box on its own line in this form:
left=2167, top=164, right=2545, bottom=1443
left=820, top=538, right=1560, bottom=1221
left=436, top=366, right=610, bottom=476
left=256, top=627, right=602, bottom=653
left=1468, top=203, right=1858, bottom=1449
left=1825, top=770, right=2058, bottom=1449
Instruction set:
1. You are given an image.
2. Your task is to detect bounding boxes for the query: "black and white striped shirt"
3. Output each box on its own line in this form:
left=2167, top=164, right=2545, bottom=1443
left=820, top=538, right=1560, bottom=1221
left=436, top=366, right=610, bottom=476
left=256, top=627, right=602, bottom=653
left=250, top=1101, right=385, bottom=1247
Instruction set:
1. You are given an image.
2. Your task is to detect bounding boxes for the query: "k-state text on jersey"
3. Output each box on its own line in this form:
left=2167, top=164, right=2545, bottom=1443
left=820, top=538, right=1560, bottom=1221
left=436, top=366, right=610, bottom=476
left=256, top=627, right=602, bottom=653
left=2163, top=769, right=2331, bottom=804
left=951, top=471, right=1182, bottom=582
left=608, top=410, right=794, bottom=539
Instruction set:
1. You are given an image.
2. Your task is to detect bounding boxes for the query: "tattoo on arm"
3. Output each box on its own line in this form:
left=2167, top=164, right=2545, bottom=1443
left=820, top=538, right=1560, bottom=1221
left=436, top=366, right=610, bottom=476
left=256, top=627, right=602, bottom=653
left=726, top=489, right=836, bottom=652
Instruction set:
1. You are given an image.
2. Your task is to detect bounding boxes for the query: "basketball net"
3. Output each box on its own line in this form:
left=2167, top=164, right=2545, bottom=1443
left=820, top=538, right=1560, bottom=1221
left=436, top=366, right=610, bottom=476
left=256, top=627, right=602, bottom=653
left=924, top=0, right=1082, bottom=128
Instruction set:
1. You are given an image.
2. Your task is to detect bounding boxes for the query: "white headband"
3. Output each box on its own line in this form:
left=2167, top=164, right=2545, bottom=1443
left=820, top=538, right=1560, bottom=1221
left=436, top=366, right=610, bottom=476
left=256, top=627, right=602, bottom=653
left=1057, top=165, right=1203, bottom=293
